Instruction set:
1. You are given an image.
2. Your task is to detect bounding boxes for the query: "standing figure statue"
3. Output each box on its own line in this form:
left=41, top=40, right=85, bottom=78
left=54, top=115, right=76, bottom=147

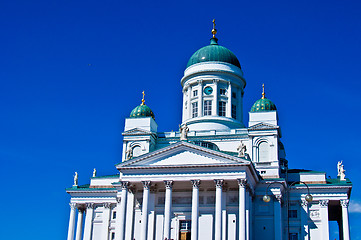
left=73, top=172, right=78, bottom=186
left=337, top=160, right=343, bottom=177
left=179, top=123, right=189, bottom=141
left=92, top=168, right=97, bottom=178
left=126, top=145, right=133, bottom=160
left=237, top=141, right=247, bottom=158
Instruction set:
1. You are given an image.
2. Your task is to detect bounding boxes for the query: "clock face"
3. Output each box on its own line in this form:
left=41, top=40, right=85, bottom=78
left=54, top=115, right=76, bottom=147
left=204, top=86, right=213, bottom=95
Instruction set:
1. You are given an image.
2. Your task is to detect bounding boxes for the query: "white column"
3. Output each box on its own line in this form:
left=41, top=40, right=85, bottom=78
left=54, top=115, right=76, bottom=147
left=226, top=82, right=232, bottom=117
left=140, top=181, right=151, bottom=240
left=222, top=188, right=227, bottom=240
left=213, top=79, right=219, bottom=116
left=187, top=86, right=192, bottom=119
left=102, top=203, right=112, bottom=240
left=214, top=179, right=224, bottom=240
left=319, top=200, right=329, bottom=240
left=116, top=181, right=129, bottom=240
left=340, top=200, right=350, bottom=240
left=83, top=203, right=95, bottom=240
left=163, top=180, right=173, bottom=240
left=125, top=189, right=135, bottom=240
left=198, top=80, right=203, bottom=117
left=67, top=203, right=77, bottom=240
left=300, top=200, right=309, bottom=240
left=191, top=180, right=201, bottom=240
left=274, top=195, right=283, bottom=240
left=237, top=179, right=247, bottom=240
left=75, top=207, right=85, bottom=240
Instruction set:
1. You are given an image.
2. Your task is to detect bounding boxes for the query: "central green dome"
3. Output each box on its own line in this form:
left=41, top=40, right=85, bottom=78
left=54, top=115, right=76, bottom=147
left=186, top=38, right=241, bottom=69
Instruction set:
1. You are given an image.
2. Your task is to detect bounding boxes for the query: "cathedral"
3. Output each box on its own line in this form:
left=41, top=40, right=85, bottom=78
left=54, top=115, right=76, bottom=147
left=66, top=22, right=352, bottom=240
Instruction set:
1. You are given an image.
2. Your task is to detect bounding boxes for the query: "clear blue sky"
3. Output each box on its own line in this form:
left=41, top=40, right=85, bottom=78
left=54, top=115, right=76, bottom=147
left=1, top=0, right=360, bottom=239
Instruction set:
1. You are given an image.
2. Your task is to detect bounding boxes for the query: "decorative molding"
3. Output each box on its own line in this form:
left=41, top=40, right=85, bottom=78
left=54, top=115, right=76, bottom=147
left=104, top=202, right=112, bottom=208
left=249, top=122, right=278, bottom=131
left=142, top=181, right=151, bottom=190
left=214, top=179, right=224, bottom=188
left=191, top=179, right=201, bottom=189
left=164, top=180, right=174, bottom=189
left=340, top=199, right=350, bottom=208
left=319, top=199, right=329, bottom=207
left=237, top=179, right=247, bottom=188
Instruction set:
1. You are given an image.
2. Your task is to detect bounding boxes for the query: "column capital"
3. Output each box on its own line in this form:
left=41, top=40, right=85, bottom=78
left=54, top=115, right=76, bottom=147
left=274, top=194, right=282, bottom=203
left=213, top=79, right=219, bottom=84
left=197, top=79, right=203, bottom=85
left=120, top=181, right=129, bottom=190
left=116, top=197, right=122, bottom=203
left=104, top=202, right=112, bottom=209
left=164, top=180, right=174, bottom=189
left=77, top=206, right=85, bottom=213
left=319, top=199, right=329, bottom=207
left=300, top=200, right=308, bottom=207
left=142, top=180, right=151, bottom=190
left=340, top=199, right=350, bottom=208
left=214, top=179, right=224, bottom=188
left=237, top=179, right=247, bottom=188
left=191, top=179, right=201, bottom=189
left=69, top=202, right=77, bottom=210
left=86, top=203, right=95, bottom=209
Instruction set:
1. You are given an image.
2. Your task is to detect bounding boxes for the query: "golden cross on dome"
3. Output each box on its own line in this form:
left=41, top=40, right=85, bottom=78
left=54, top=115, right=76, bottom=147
left=141, top=91, right=145, bottom=105
left=262, top=84, right=265, bottom=99
left=212, top=19, right=217, bottom=38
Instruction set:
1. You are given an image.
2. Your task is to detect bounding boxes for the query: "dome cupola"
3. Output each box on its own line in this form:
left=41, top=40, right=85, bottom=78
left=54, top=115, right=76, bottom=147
left=250, top=84, right=277, bottom=112
left=129, top=91, right=155, bottom=119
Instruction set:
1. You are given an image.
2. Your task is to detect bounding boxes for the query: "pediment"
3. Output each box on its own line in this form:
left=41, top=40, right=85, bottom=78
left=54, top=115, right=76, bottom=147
left=117, top=141, right=249, bottom=169
left=249, top=122, right=278, bottom=130
left=122, top=128, right=154, bottom=136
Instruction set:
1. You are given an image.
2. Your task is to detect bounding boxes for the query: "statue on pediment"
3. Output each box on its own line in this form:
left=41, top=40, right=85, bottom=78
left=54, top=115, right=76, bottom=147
left=126, top=145, right=133, bottom=160
left=237, top=141, right=247, bottom=158
left=73, top=172, right=78, bottom=186
left=180, top=123, right=189, bottom=141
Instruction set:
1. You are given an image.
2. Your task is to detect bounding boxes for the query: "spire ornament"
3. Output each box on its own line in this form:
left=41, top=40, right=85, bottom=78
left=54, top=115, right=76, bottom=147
left=262, top=84, right=266, bottom=99
left=141, top=91, right=145, bottom=105
left=212, top=19, right=217, bottom=38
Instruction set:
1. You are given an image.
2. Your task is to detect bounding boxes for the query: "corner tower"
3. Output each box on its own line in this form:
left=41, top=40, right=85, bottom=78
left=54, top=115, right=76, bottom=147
left=181, top=20, right=246, bottom=131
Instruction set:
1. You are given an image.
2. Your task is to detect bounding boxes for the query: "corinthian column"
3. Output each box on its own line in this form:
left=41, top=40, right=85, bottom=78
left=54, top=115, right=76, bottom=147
left=274, top=195, right=283, bottom=240
left=116, top=181, right=129, bottom=240
left=67, top=203, right=77, bottom=240
left=75, top=206, right=85, bottom=240
left=140, top=181, right=151, bottom=240
left=191, top=180, right=200, bottom=240
left=237, top=179, right=247, bottom=240
left=83, top=203, right=95, bottom=240
left=340, top=199, right=350, bottom=240
left=163, top=180, right=173, bottom=240
left=214, top=179, right=224, bottom=240
left=102, top=203, right=112, bottom=240
left=319, top=200, right=329, bottom=240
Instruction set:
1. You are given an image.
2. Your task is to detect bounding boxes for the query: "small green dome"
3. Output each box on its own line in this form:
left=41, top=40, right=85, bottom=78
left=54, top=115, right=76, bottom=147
left=130, top=103, right=155, bottom=119
left=250, top=97, right=277, bottom=112
left=186, top=38, right=241, bottom=69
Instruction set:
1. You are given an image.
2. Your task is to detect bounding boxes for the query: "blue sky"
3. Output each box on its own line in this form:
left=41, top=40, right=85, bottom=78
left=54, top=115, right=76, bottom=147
left=0, top=0, right=360, bottom=239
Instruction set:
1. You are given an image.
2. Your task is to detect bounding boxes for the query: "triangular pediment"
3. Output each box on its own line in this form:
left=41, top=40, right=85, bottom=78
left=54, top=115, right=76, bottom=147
left=122, top=128, right=154, bottom=136
left=116, top=141, right=249, bottom=169
left=249, top=122, right=278, bottom=130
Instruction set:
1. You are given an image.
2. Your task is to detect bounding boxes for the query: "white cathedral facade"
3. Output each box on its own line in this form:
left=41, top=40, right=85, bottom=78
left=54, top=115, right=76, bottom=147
left=66, top=24, right=352, bottom=240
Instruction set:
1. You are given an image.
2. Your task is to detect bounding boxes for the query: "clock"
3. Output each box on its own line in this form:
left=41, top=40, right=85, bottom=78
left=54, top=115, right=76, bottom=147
left=204, top=86, right=213, bottom=95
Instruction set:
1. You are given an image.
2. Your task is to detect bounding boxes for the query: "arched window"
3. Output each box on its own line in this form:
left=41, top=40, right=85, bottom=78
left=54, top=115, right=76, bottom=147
left=258, top=142, right=270, bottom=162
left=132, top=145, right=142, bottom=157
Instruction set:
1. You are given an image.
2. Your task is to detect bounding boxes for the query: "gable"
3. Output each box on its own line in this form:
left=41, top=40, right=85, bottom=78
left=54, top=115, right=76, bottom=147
left=122, top=128, right=154, bottom=136
left=249, top=122, right=278, bottom=130
left=117, top=141, right=249, bottom=169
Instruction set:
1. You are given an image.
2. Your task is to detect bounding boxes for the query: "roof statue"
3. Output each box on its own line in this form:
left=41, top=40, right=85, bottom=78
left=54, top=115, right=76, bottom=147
left=73, top=172, right=78, bottom=187
left=338, top=160, right=346, bottom=181
left=179, top=123, right=189, bottom=141
left=125, top=144, right=133, bottom=160
left=92, top=168, right=97, bottom=178
left=237, top=140, right=247, bottom=158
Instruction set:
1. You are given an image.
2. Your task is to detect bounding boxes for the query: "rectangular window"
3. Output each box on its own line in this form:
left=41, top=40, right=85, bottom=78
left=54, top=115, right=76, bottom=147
left=204, top=100, right=212, bottom=116
left=111, top=232, right=115, bottom=240
left=289, top=210, right=298, bottom=218
left=232, top=104, right=237, bottom=119
left=220, top=88, right=226, bottom=95
left=289, top=233, right=298, bottom=240
left=193, top=90, right=198, bottom=97
left=180, top=220, right=191, bottom=231
left=192, top=102, right=198, bottom=118
left=218, top=101, right=226, bottom=116
left=232, top=92, right=237, bottom=98
left=112, top=211, right=116, bottom=219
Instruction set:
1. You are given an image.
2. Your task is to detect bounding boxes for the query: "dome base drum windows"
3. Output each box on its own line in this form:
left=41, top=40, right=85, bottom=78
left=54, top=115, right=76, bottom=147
left=218, top=101, right=226, bottom=116
left=204, top=100, right=212, bottom=116
left=192, top=102, right=198, bottom=118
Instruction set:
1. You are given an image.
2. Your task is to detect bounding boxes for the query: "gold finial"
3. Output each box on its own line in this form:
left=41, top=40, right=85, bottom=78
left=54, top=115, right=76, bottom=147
left=262, top=84, right=265, bottom=99
left=141, top=91, right=145, bottom=105
left=212, top=19, right=217, bottom=38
